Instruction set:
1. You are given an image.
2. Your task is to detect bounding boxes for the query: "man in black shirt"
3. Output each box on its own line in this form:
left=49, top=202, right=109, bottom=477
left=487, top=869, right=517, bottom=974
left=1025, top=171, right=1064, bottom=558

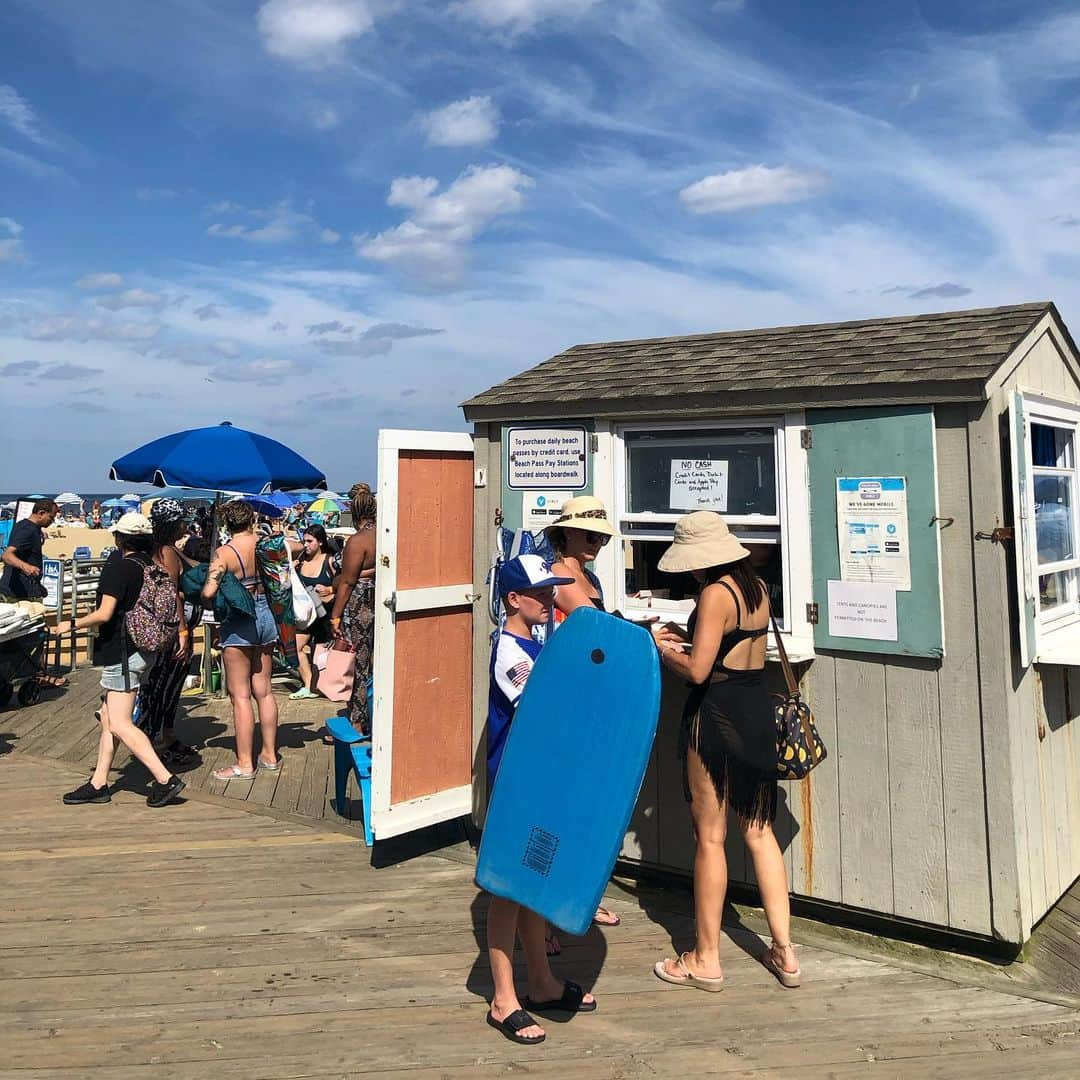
left=0, top=499, right=57, bottom=599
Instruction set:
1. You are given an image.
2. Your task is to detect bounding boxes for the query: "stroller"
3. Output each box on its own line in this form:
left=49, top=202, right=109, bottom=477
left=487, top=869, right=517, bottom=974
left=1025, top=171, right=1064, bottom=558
left=0, top=624, right=50, bottom=708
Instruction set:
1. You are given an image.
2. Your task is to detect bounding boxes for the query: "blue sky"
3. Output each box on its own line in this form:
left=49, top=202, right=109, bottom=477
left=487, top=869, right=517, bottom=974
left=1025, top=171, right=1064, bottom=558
left=2, top=0, right=1079, bottom=492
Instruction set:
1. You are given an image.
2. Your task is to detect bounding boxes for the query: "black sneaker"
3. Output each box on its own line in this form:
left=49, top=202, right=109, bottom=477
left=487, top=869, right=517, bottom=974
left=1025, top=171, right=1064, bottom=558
left=147, top=775, right=186, bottom=808
left=63, top=780, right=111, bottom=805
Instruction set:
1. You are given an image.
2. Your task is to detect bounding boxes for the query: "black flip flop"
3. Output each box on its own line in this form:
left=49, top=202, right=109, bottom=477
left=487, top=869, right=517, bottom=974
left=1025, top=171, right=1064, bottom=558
left=486, top=1009, right=545, bottom=1045
left=522, top=979, right=597, bottom=1015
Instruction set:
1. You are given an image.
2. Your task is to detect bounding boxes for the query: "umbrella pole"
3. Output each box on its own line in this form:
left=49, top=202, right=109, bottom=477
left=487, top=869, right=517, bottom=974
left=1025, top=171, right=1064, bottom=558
left=204, top=493, right=223, bottom=699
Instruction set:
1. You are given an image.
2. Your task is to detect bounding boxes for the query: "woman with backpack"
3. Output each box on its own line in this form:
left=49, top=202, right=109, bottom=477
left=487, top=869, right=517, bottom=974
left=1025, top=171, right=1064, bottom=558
left=290, top=524, right=337, bottom=701
left=201, top=500, right=280, bottom=781
left=136, top=498, right=199, bottom=767
left=61, top=512, right=186, bottom=808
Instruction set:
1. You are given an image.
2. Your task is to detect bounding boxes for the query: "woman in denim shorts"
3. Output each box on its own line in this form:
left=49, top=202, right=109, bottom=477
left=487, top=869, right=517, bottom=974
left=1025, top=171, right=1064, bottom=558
left=202, top=501, right=280, bottom=781
left=61, top=512, right=185, bottom=809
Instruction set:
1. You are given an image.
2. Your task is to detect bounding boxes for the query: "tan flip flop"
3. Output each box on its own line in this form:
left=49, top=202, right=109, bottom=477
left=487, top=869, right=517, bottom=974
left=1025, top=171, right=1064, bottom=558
left=653, top=953, right=724, bottom=992
left=762, top=944, right=801, bottom=988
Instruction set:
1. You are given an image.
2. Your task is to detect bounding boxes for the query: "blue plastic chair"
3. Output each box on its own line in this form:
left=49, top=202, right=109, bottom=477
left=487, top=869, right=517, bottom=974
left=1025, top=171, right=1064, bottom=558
left=326, top=679, right=375, bottom=846
left=73, top=546, right=92, bottom=560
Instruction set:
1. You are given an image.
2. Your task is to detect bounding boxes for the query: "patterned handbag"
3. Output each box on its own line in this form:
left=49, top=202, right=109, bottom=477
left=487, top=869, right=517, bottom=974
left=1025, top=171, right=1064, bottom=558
left=771, top=614, right=827, bottom=780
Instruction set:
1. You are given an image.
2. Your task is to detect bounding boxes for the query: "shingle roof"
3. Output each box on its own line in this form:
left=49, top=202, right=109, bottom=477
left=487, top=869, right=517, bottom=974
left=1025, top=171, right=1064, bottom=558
left=463, top=302, right=1060, bottom=418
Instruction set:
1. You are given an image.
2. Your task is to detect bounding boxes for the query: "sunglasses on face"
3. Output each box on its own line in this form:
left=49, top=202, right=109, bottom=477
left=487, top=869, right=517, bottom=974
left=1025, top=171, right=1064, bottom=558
left=584, top=531, right=610, bottom=546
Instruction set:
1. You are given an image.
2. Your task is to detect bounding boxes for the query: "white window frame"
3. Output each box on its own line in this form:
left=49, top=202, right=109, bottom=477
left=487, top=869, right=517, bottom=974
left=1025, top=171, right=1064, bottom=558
left=595, top=414, right=814, bottom=662
left=1019, top=396, right=1080, bottom=648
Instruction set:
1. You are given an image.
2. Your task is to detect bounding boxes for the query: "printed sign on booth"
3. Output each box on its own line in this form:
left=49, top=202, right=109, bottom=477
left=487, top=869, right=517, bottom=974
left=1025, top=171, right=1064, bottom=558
left=836, top=476, right=911, bottom=590
left=507, top=427, right=588, bottom=490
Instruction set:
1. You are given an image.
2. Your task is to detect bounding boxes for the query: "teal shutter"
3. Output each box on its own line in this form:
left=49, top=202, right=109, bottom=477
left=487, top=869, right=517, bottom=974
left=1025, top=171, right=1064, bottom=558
left=1008, top=392, right=1037, bottom=667
left=807, top=406, right=943, bottom=658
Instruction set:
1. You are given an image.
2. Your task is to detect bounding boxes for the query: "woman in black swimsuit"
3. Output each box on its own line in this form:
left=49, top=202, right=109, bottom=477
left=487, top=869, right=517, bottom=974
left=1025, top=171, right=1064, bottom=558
left=650, top=511, right=801, bottom=992
left=292, top=524, right=337, bottom=700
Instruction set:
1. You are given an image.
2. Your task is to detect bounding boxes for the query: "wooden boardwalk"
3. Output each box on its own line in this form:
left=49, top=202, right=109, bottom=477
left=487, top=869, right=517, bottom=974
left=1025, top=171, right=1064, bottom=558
left=0, top=666, right=368, bottom=834
left=2, top=667, right=1080, bottom=1076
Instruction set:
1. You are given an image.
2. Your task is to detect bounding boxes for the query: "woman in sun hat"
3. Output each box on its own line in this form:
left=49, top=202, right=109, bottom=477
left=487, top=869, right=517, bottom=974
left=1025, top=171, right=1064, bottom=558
left=648, top=511, right=800, bottom=993
left=61, top=512, right=185, bottom=809
left=544, top=494, right=623, bottom=939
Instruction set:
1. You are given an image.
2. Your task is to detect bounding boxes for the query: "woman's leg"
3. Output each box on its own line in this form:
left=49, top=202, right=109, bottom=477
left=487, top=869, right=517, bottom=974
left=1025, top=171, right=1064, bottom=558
left=294, top=630, right=313, bottom=691
left=661, top=747, right=728, bottom=979
left=742, top=814, right=798, bottom=973
left=222, top=646, right=256, bottom=771
left=92, top=690, right=173, bottom=787
left=518, top=906, right=596, bottom=1006
left=486, top=897, right=544, bottom=1040
left=252, top=645, right=279, bottom=765
left=89, top=698, right=117, bottom=790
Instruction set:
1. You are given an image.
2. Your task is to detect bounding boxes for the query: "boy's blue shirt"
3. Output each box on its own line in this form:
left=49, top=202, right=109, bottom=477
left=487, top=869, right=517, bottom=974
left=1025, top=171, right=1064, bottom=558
left=488, top=628, right=543, bottom=783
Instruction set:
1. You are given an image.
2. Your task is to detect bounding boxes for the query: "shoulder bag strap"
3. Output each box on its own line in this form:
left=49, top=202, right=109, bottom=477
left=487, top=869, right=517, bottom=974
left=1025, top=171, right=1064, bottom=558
left=770, top=610, right=799, bottom=697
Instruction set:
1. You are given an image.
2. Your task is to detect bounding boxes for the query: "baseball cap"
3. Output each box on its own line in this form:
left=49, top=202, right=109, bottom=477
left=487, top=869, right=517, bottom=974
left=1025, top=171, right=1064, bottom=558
left=114, top=511, right=153, bottom=536
left=499, top=554, right=574, bottom=596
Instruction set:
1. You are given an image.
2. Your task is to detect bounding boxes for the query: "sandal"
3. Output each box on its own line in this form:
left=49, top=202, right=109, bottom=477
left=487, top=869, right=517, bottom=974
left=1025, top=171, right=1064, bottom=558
left=36, top=672, right=69, bottom=688
left=593, top=906, right=621, bottom=927
left=161, top=740, right=198, bottom=766
left=486, top=1009, right=545, bottom=1045
left=522, top=979, right=597, bottom=1015
left=653, top=953, right=725, bottom=992
left=257, top=758, right=282, bottom=772
left=762, top=943, right=801, bottom=988
left=213, top=765, right=256, bottom=781
left=289, top=687, right=318, bottom=700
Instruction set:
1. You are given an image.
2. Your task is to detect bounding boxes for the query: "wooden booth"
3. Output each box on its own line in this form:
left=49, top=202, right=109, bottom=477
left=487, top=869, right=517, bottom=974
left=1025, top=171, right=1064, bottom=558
left=368, top=301, right=1080, bottom=948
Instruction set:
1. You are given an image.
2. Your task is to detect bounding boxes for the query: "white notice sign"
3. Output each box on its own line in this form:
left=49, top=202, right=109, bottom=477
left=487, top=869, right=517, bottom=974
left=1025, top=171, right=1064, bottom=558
left=670, top=459, right=729, bottom=512
left=827, top=580, right=898, bottom=641
left=42, top=558, right=61, bottom=610
left=836, top=476, right=911, bottom=591
left=522, top=491, right=573, bottom=531
left=507, top=427, right=588, bottom=490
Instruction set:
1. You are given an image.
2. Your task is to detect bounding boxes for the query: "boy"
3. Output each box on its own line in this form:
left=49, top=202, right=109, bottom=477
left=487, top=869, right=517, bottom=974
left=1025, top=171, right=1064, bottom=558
left=485, top=555, right=597, bottom=1045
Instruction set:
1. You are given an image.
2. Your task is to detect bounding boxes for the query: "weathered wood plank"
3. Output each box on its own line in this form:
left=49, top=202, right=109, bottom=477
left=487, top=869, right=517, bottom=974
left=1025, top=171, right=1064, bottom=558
left=885, top=658, right=948, bottom=925
left=934, top=405, right=993, bottom=934
left=834, top=654, right=893, bottom=913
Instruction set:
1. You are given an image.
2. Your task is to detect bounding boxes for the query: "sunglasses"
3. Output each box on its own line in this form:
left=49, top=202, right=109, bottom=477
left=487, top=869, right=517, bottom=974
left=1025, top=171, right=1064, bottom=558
left=584, top=531, right=611, bottom=546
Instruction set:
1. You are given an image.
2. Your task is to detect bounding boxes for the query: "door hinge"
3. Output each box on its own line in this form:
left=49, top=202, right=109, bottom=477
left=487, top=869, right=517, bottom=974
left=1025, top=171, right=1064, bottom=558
left=975, top=525, right=1014, bottom=543
left=800, top=429, right=813, bottom=450
left=806, top=602, right=819, bottom=625
left=588, top=433, right=599, bottom=453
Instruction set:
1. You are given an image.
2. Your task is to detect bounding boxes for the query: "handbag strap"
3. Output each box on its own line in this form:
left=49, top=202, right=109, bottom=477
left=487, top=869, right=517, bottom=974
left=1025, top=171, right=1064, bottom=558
left=770, top=611, right=799, bottom=697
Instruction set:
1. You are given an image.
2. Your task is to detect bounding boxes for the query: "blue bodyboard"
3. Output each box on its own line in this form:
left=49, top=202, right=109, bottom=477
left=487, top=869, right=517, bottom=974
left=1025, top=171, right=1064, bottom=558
left=476, top=607, right=661, bottom=935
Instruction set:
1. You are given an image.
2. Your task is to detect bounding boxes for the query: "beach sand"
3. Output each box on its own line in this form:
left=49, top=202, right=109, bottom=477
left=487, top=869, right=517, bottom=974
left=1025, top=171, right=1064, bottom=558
left=42, top=525, right=116, bottom=560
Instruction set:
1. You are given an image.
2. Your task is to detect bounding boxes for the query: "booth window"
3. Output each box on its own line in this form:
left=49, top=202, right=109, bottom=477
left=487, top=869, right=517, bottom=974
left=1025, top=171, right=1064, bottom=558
left=616, top=422, right=789, bottom=628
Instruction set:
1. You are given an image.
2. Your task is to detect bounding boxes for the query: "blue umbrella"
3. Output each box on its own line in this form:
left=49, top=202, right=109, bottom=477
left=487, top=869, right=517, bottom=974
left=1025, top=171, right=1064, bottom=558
left=236, top=495, right=285, bottom=519
left=109, top=421, right=326, bottom=495
left=102, top=497, right=135, bottom=508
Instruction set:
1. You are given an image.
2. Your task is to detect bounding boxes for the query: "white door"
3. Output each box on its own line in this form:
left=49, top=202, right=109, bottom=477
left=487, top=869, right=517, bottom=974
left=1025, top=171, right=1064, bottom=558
left=370, top=429, right=477, bottom=839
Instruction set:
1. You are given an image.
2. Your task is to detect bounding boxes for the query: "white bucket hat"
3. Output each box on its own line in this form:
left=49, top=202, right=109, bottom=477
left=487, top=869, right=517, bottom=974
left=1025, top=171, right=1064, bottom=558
left=114, top=511, right=153, bottom=537
left=545, top=495, right=618, bottom=537
left=657, top=511, right=750, bottom=573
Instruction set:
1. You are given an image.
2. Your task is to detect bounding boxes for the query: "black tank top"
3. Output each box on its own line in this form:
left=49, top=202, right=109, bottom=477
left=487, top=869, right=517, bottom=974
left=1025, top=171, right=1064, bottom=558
left=688, top=579, right=769, bottom=677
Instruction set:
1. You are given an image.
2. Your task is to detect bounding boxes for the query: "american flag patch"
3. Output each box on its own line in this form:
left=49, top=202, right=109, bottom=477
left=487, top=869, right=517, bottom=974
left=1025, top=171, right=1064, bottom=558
left=508, top=661, right=531, bottom=688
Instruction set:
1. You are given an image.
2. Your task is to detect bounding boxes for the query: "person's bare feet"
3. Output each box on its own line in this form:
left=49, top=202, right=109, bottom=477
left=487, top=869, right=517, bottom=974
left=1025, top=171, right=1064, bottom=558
left=489, top=997, right=545, bottom=1040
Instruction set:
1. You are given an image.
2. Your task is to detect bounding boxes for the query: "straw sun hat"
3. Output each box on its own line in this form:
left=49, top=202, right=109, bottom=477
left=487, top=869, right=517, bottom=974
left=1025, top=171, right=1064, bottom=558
left=657, top=511, right=750, bottom=573
left=546, top=495, right=618, bottom=537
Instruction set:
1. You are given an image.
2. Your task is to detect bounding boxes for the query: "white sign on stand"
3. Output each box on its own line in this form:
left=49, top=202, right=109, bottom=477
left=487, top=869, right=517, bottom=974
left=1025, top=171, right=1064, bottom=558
left=836, top=476, right=911, bottom=590
left=42, top=558, right=61, bottom=610
left=670, top=459, right=729, bottom=512
left=522, top=491, right=573, bottom=531
left=507, top=427, right=588, bottom=490
left=827, top=580, right=898, bottom=641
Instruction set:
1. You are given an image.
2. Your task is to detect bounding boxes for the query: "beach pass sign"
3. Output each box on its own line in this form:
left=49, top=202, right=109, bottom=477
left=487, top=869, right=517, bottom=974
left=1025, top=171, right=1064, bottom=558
left=506, top=427, right=588, bottom=490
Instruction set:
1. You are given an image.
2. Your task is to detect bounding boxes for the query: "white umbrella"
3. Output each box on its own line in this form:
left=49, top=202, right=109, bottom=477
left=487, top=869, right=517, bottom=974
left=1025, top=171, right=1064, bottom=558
left=120, top=492, right=141, bottom=502
left=54, top=492, right=83, bottom=506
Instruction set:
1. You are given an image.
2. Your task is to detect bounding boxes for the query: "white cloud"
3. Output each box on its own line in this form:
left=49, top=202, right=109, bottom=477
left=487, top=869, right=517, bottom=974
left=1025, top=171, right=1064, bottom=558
left=206, top=200, right=331, bottom=245
left=451, top=0, right=601, bottom=34
left=76, top=272, right=124, bottom=290
left=423, top=96, right=500, bottom=147
left=356, top=164, right=533, bottom=286
left=0, top=217, right=24, bottom=262
left=0, top=85, right=49, bottom=146
left=96, top=288, right=166, bottom=311
left=257, top=0, right=374, bottom=68
left=26, top=315, right=162, bottom=343
left=679, top=164, right=826, bottom=214
left=312, top=104, right=340, bottom=131
left=209, top=357, right=307, bottom=384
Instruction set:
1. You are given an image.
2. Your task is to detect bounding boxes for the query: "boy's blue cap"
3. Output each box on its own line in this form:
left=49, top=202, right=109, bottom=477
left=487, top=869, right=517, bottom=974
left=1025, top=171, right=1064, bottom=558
left=500, top=554, right=574, bottom=596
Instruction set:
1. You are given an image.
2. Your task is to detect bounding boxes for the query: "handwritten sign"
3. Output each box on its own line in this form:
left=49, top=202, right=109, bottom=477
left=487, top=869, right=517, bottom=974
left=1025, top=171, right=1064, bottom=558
left=507, top=427, right=588, bottom=489
left=827, top=580, right=898, bottom=641
left=669, top=459, right=729, bottom=512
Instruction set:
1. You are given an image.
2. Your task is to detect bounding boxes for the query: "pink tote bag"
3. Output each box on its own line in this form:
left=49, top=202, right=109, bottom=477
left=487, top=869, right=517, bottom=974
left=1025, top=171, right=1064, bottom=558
left=314, top=642, right=356, bottom=702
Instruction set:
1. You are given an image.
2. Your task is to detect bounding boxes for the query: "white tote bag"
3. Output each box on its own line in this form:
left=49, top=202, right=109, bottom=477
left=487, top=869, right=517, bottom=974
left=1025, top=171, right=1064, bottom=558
left=289, top=561, right=318, bottom=629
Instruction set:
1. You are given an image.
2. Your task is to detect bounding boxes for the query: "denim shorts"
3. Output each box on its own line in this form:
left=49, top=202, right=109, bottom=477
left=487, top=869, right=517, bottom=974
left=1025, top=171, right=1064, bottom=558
left=219, top=592, right=278, bottom=648
left=100, top=649, right=157, bottom=692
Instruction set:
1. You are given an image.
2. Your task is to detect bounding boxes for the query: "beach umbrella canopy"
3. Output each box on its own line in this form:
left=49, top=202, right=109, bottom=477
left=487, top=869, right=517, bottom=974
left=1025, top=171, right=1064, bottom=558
left=305, top=497, right=343, bottom=514
left=54, top=492, right=83, bottom=506
left=109, top=421, right=326, bottom=495
left=234, top=495, right=285, bottom=519
left=102, top=497, right=133, bottom=508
